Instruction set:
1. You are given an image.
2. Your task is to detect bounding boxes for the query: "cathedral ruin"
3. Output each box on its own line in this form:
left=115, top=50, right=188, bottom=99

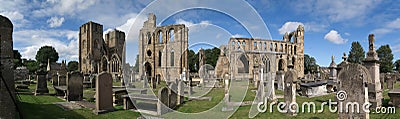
left=138, top=13, right=189, bottom=82
left=216, top=25, right=305, bottom=81
left=79, top=21, right=125, bottom=78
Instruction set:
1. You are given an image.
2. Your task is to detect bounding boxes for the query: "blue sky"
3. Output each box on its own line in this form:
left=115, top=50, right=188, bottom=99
left=1, top=0, right=399, bottom=66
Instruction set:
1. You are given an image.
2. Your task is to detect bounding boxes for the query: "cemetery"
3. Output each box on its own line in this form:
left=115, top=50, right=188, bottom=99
left=1, top=2, right=400, bottom=119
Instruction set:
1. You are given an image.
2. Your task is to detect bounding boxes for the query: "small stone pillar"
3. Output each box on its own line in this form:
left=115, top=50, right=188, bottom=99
left=277, top=71, right=285, bottom=91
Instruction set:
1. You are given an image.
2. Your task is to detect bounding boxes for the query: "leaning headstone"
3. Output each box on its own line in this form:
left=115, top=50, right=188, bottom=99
left=284, top=69, right=297, bottom=116
left=35, top=65, right=49, bottom=95
left=337, top=63, right=370, bottom=119
left=178, top=81, right=185, bottom=105
left=157, top=87, right=169, bottom=115
left=94, top=72, right=114, bottom=114
left=169, top=82, right=178, bottom=109
left=67, top=72, right=83, bottom=101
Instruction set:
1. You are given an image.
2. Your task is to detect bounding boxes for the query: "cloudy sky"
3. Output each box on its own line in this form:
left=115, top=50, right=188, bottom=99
left=1, top=0, right=399, bottom=66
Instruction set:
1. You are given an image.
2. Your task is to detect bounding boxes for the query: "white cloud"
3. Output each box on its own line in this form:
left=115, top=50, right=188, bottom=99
left=279, top=22, right=304, bottom=34
left=324, top=30, right=347, bottom=44
left=33, top=0, right=96, bottom=17
left=371, top=18, right=400, bottom=35
left=175, top=19, right=212, bottom=33
left=47, top=16, right=65, bottom=28
left=13, top=30, right=79, bottom=62
left=279, top=21, right=328, bottom=35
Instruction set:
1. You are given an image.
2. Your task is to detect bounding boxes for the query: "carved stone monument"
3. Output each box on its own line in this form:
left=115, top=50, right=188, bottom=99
left=95, top=72, right=114, bottom=114
left=35, top=64, right=49, bottom=95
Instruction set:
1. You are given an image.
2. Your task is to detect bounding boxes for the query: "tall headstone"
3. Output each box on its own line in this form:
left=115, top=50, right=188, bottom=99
left=224, top=78, right=230, bottom=103
left=35, top=64, right=49, bottom=95
left=151, top=77, right=156, bottom=89
left=337, top=63, right=370, bottom=119
left=362, top=34, right=382, bottom=108
left=178, top=81, right=185, bottom=105
left=0, top=15, right=15, bottom=119
left=386, top=73, right=395, bottom=90
left=168, top=82, right=177, bottom=109
left=67, top=72, right=83, bottom=101
left=267, top=72, right=277, bottom=103
left=277, top=71, right=285, bottom=90
left=157, top=87, right=169, bottom=115
left=52, top=73, right=58, bottom=85
left=95, top=72, right=114, bottom=114
left=284, top=66, right=297, bottom=116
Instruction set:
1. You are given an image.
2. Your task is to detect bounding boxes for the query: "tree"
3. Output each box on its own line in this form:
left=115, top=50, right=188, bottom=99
left=395, top=59, right=400, bottom=72
left=67, top=61, right=79, bottom=72
left=35, top=46, right=59, bottom=64
left=133, top=54, right=139, bottom=72
left=187, top=50, right=198, bottom=72
left=204, top=47, right=220, bottom=68
left=377, top=44, right=394, bottom=73
left=24, top=59, right=39, bottom=74
left=304, top=54, right=319, bottom=74
left=348, top=41, right=365, bottom=64
left=13, top=50, right=23, bottom=68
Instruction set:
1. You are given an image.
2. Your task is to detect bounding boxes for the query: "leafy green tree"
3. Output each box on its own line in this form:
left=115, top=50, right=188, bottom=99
left=395, top=59, right=400, bottom=72
left=67, top=61, right=79, bottom=72
left=35, top=46, right=59, bottom=64
left=304, top=54, right=319, bottom=74
left=187, top=50, right=198, bottom=72
left=13, top=50, right=23, bottom=68
left=348, top=41, right=365, bottom=64
left=377, top=44, right=394, bottom=73
left=24, top=59, right=39, bottom=74
left=204, top=47, right=220, bottom=68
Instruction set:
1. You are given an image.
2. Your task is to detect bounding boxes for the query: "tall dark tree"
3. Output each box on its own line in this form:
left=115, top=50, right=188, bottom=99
left=187, top=50, right=198, bottom=72
left=67, top=61, right=79, bottom=72
left=35, top=46, right=59, bottom=64
left=304, top=54, right=319, bottom=74
left=204, top=47, right=220, bottom=68
left=377, top=44, right=394, bottom=73
left=395, top=59, right=400, bottom=72
left=13, top=50, right=23, bottom=68
left=348, top=41, right=365, bottom=64
left=133, top=54, right=139, bottom=72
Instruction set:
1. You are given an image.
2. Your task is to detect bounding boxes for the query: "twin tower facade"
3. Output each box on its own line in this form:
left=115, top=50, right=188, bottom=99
left=79, top=21, right=125, bottom=78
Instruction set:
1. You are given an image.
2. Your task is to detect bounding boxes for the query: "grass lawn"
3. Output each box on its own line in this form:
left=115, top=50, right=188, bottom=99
left=14, top=80, right=400, bottom=119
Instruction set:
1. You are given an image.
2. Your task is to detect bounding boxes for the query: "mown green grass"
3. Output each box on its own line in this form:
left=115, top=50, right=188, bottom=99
left=15, top=80, right=400, bottom=119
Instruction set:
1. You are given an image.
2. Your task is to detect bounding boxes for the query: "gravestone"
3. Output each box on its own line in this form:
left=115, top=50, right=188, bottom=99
left=178, top=81, right=185, bottom=105
left=58, top=74, right=67, bottom=86
left=0, top=15, right=16, bottom=119
left=95, top=72, right=114, bottom=114
left=337, top=63, right=370, bottom=119
left=188, top=78, right=193, bottom=97
left=157, top=87, right=169, bottom=115
left=143, top=75, right=148, bottom=88
left=267, top=72, right=277, bottom=103
left=151, top=77, right=156, bottom=89
left=277, top=71, right=285, bottom=91
left=67, top=72, right=83, bottom=101
left=380, top=73, right=385, bottom=90
left=284, top=69, right=297, bottom=116
left=52, top=73, right=58, bottom=85
left=35, top=66, right=49, bottom=95
left=363, top=34, right=383, bottom=108
left=169, top=82, right=177, bottom=109
left=224, top=78, right=230, bottom=103
left=386, top=74, right=394, bottom=90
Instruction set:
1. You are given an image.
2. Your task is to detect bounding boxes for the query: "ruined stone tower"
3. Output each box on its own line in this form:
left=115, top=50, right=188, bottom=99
left=79, top=21, right=125, bottom=79
left=138, top=13, right=189, bottom=82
